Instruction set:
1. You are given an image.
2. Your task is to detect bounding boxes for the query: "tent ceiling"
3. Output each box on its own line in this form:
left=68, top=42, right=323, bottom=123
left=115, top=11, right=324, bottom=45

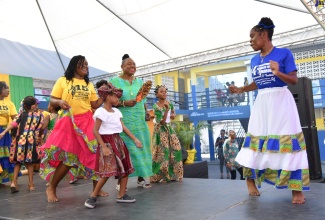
left=0, top=0, right=319, bottom=81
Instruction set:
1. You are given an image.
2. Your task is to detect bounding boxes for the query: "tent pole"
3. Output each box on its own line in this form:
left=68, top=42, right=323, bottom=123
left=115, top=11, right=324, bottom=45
left=35, top=0, right=66, bottom=72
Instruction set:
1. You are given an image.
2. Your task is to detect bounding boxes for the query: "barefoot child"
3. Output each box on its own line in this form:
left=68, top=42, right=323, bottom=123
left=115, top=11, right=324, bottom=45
left=84, top=83, right=139, bottom=209
left=0, top=96, right=44, bottom=192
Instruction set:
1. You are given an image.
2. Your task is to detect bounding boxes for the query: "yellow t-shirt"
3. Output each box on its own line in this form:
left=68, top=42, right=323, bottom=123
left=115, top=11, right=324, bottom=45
left=42, top=110, right=50, bottom=118
left=0, top=98, right=18, bottom=126
left=51, top=77, right=98, bottom=115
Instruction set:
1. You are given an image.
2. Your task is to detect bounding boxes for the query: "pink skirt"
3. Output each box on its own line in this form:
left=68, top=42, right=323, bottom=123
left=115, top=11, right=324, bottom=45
left=95, top=134, right=134, bottom=178
left=41, top=110, right=97, bottom=171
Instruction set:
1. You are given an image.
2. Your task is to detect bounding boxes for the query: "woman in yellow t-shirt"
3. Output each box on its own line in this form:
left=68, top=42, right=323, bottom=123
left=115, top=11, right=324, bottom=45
left=0, top=81, right=17, bottom=184
left=40, top=55, right=104, bottom=202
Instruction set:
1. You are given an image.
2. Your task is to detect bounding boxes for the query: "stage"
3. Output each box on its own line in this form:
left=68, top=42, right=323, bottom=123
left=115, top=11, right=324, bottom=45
left=0, top=173, right=325, bottom=220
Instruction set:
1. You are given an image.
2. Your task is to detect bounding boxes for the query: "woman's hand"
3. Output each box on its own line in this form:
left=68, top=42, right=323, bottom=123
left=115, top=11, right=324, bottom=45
left=163, top=101, right=170, bottom=109
left=170, top=113, right=175, bottom=120
left=102, top=146, right=112, bottom=157
left=226, top=162, right=232, bottom=170
left=134, top=139, right=142, bottom=148
left=59, top=100, right=70, bottom=110
left=0, top=132, right=5, bottom=139
left=229, top=85, right=244, bottom=94
left=125, top=99, right=137, bottom=107
left=269, top=60, right=280, bottom=76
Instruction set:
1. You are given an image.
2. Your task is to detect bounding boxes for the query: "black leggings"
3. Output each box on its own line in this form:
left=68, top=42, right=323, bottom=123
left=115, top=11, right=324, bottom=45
left=230, top=167, right=245, bottom=180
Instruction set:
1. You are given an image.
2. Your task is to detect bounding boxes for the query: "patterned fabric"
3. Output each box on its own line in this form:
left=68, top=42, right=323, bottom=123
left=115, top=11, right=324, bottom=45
left=243, top=132, right=306, bottom=153
left=10, top=111, right=44, bottom=163
left=223, top=139, right=241, bottom=169
left=97, top=83, right=123, bottom=100
left=95, top=134, right=134, bottom=178
left=40, top=109, right=97, bottom=181
left=236, top=87, right=310, bottom=191
left=243, top=167, right=309, bottom=191
left=150, top=103, right=183, bottom=182
left=0, top=127, right=16, bottom=183
left=110, top=77, right=153, bottom=177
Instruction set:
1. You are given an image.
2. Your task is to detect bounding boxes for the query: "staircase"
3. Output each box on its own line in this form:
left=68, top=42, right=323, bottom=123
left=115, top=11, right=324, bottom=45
left=221, top=119, right=246, bottom=149
left=300, top=0, right=325, bottom=30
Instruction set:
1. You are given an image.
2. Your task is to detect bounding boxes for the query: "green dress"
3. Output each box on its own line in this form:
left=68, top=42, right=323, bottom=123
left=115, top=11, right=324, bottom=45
left=109, top=77, right=152, bottom=177
left=150, top=103, right=183, bottom=182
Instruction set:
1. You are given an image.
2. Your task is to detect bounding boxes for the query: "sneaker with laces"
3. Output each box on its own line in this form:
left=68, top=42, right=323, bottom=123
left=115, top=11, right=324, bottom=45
left=84, top=197, right=97, bottom=209
left=116, top=194, right=136, bottom=203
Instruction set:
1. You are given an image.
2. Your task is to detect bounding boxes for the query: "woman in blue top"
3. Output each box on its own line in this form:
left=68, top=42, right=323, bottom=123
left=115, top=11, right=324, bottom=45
left=230, top=17, right=309, bottom=204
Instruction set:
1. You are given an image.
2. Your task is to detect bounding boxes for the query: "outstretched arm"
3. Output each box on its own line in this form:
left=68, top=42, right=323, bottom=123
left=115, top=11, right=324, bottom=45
left=0, top=124, right=15, bottom=139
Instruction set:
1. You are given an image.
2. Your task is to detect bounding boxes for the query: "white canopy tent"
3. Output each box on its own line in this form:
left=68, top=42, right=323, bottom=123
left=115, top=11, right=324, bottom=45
left=0, top=0, right=321, bottom=81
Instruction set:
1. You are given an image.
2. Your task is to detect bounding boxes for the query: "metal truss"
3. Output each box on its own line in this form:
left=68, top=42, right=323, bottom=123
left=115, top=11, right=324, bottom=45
left=300, top=0, right=325, bottom=30
left=90, top=24, right=325, bottom=83
left=33, top=78, right=55, bottom=90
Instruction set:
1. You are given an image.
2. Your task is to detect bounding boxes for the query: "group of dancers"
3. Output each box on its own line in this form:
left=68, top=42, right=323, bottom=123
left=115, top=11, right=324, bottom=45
left=0, top=16, right=309, bottom=209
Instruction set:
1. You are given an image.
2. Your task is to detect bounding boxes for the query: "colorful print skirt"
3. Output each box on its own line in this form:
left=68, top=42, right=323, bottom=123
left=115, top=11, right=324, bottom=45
left=235, top=87, right=310, bottom=191
left=0, top=127, right=16, bottom=183
left=95, top=134, right=134, bottom=178
left=150, top=123, right=183, bottom=183
left=40, top=110, right=97, bottom=181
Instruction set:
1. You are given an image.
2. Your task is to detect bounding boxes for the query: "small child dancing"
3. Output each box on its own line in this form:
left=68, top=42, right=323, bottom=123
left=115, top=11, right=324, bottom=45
left=85, top=83, right=140, bottom=209
left=0, top=96, right=43, bottom=192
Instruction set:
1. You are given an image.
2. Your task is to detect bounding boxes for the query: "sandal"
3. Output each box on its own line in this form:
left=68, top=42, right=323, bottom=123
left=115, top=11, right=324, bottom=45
left=137, top=180, right=152, bottom=188
left=28, top=184, right=35, bottom=191
left=10, top=180, right=19, bottom=193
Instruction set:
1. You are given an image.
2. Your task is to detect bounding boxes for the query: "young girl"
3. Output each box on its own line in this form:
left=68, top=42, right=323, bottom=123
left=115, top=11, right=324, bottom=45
left=84, top=83, right=140, bottom=209
left=150, top=85, right=183, bottom=183
left=0, top=96, right=43, bottom=192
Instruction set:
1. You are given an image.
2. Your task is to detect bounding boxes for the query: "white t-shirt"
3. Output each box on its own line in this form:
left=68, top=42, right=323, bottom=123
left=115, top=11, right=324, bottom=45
left=93, top=107, right=123, bottom=135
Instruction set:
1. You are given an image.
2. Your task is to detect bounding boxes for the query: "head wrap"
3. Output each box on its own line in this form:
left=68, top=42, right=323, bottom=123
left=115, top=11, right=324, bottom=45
left=98, top=83, right=123, bottom=100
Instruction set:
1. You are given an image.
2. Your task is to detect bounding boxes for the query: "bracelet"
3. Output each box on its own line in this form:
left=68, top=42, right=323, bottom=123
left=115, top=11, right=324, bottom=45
left=122, top=100, right=125, bottom=107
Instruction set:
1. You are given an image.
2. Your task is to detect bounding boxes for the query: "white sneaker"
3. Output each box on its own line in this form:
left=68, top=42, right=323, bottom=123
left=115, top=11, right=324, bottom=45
left=137, top=180, right=152, bottom=188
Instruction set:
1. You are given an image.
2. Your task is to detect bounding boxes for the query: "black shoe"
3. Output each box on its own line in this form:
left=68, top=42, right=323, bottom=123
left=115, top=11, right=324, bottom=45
left=116, top=194, right=136, bottom=203
left=84, top=197, right=97, bottom=209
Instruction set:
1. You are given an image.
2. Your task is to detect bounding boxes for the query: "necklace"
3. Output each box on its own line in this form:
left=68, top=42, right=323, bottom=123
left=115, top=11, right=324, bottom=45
left=120, top=74, right=135, bottom=95
left=260, top=47, right=274, bottom=63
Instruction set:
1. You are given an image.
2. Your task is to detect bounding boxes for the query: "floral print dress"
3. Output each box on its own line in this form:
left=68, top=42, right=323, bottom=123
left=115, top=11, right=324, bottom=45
left=150, top=103, right=183, bottom=183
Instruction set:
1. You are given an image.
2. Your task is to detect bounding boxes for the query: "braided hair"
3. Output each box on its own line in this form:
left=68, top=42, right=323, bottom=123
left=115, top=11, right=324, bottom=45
left=22, top=96, right=37, bottom=111
left=64, top=55, right=90, bottom=85
left=251, top=17, right=275, bottom=40
left=154, top=85, right=167, bottom=94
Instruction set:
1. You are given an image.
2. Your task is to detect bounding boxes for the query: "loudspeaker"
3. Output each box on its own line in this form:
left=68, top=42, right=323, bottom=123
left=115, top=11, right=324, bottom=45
left=287, top=77, right=316, bottom=127
left=302, top=127, right=322, bottom=180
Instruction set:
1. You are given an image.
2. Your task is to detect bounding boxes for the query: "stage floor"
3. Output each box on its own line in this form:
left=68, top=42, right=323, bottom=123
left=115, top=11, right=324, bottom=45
left=1, top=174, right=325, bottom=220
